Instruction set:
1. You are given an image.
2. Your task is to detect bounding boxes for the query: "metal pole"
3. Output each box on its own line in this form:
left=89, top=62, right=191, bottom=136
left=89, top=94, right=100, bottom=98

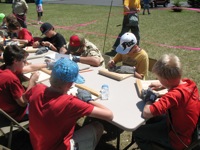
left=102, top=0, right=113, bottom=54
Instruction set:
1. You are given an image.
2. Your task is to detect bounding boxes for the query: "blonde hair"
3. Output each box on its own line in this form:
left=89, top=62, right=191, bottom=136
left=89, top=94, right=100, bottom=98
left=152, top=54, right=182, bottom=80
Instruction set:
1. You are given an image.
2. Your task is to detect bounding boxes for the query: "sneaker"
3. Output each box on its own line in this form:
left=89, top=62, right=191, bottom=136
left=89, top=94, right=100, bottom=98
left=105, top=50, right=117, bottom=57
left=37, top=21, right=43, bottom=24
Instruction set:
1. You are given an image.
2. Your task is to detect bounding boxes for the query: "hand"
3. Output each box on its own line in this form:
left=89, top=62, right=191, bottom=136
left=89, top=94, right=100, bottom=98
left=142, top=88, right=158, bottom=103
left=107, top=60, right=116, bottom=69
left=114, top=66, right=136, bottom=74
left=72, top=56, right=80, bottom=62
left=45, top=59, right=55, bottom=70
left=149, top=82, right=163, bottom=91
left=40, top=41, right=50, bottom=47
left=76, top=89, right=93, bottom=103
left=30, top=71, right=40, bottom=83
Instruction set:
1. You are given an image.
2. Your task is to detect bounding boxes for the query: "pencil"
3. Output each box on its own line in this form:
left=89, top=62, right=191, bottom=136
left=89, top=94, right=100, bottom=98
left=79, top=69, right=93, bottom=73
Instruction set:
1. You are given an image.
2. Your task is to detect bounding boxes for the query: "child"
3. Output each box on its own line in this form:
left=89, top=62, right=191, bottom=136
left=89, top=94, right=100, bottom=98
left=7, top=19, right=34, bottom=46
left=133, top=54, right=200, bottom=150
left=35, top=0, right=43, bottom=24
left=107, top=32, right=149, bottom=79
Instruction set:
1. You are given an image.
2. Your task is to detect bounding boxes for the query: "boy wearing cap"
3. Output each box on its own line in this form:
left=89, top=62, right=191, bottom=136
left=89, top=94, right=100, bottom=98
left=133, top=54, right=200, bottom=150
left=66, top=33, right=104, bottom=67
left=33, top=22, right=67, bottom=54
left=108, top=32, right=148, bottom=79
left=24, top=58, right=113, bottom=150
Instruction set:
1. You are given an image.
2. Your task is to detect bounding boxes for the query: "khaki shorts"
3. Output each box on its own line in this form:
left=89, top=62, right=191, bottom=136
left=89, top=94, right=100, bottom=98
left=70, top=122, right=103, bottom=150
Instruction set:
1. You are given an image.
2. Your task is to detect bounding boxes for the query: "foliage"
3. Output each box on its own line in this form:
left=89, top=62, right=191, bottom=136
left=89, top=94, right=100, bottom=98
left=173, top=0, right=182, bottom=6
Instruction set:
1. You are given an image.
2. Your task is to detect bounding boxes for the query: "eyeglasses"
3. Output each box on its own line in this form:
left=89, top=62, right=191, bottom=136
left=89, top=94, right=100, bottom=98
left=22, top=59, right=27, bottom=64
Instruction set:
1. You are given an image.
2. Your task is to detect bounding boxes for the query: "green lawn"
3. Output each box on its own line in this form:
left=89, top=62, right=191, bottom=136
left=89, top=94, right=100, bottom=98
left=1, top=3, right=199, bottom=88
left=0, top=3, right=200, bottom=149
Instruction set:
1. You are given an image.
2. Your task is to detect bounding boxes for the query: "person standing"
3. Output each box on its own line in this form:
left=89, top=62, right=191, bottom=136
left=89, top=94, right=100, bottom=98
left=143, top=0, right=151, bottom=15
left=35, top=0, right=43, bottom=24
left=106, top=0, right=141, bottom=56
left=12, top=0, right=28, bottom=28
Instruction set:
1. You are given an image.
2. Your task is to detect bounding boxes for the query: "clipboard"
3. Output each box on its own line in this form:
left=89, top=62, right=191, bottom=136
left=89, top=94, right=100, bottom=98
left=23, top=70, right=50, bottom=83
left=135, top=79, right=168, bottom=98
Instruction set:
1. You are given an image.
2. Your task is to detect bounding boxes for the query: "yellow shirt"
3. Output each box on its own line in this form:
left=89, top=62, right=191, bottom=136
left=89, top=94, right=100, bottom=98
left=113, top=49, right=149, bottom=79
left=124, top=0, right=141, bottom=12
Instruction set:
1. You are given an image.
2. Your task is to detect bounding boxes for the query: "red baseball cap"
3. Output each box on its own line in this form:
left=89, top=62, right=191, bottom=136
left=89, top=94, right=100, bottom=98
left=68, top=34, right=85, bottom=52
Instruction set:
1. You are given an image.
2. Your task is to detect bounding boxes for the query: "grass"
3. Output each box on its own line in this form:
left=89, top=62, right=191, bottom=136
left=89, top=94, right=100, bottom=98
left=0, top=2, right=200, bottom=149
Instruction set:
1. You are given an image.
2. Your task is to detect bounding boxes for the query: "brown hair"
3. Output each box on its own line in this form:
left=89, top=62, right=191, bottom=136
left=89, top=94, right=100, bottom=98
left=8, top=19, right=21, bottom=31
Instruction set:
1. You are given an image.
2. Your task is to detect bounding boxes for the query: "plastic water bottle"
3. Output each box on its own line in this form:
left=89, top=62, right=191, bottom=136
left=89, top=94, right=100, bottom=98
left=101, top=84, right=109, bottom=100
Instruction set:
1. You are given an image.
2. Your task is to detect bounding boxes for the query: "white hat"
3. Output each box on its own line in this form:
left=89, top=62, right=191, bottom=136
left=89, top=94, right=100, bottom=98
left=116, top=32, right=137, bottom=54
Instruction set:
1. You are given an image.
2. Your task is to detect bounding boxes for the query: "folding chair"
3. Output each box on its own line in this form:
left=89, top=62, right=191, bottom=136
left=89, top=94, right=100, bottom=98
left=148, top=57, right=157, bottom=72
left=185, top=117, right=200, bottom=150
left=0, top=108, right=29, bottom=148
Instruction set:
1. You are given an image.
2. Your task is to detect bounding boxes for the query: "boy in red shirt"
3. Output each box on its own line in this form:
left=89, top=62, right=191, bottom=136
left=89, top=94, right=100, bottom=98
left=0, top=45, right=39, bottom=122
left=24, top=58, right=113, bottom=150
left=8, top=19, right=34, bottom=46
left=133, top=54, right=200, bottom=150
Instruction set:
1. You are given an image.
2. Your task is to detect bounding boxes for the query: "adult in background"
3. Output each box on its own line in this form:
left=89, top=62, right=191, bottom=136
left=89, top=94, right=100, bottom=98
left=106, top=0, right=141, bottom=56
left=12, top=0, right=28, bottom=28
left=35, top=0, right=43, bottom=24
left=33, top=22, right=67, bottom=54
left=133, top=54, right=200, bottom=150
left=108, top=32, right=148, bottom=80
left=0, top=45, right=39, bottom=122
left=24, top=58, right=113, bottom=150
left=66, top=33, right=104, bottom=67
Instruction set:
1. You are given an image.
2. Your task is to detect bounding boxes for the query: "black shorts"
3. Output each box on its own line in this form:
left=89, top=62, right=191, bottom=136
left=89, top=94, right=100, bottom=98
left=38, top=12, right=43, bottom=17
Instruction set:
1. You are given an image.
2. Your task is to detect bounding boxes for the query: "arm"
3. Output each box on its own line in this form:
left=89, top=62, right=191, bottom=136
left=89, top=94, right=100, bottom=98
left=142, top=101, right=154, bottom=119
left=22, top=63, right=47, bottom=73
left=16, top=71, right=40, bottom=107
left=107, top=53, right=122, bottom=68
left=88, top=100, right=113, bottom=121
left=124, top=0, right=130, bottom=12
left=59, top=46, right=67, bottom=54
left=149, top=81, right=165, bottom=91
left=134, top=71, right=144, bottom=79
left=22, top=0, right=28, bottom=14
left=12, top=38, right=28, bottom=45
left=79, top=56, right=101, bottom=67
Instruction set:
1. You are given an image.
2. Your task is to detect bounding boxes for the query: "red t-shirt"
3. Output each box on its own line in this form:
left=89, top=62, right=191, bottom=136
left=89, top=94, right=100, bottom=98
left=0, top=69, right=26, bottom=122
left=25, top=84, right=94, bottom=150
left=18, top=28, right=34, bottom=46
left=150, top=78, right=200, bottom=150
